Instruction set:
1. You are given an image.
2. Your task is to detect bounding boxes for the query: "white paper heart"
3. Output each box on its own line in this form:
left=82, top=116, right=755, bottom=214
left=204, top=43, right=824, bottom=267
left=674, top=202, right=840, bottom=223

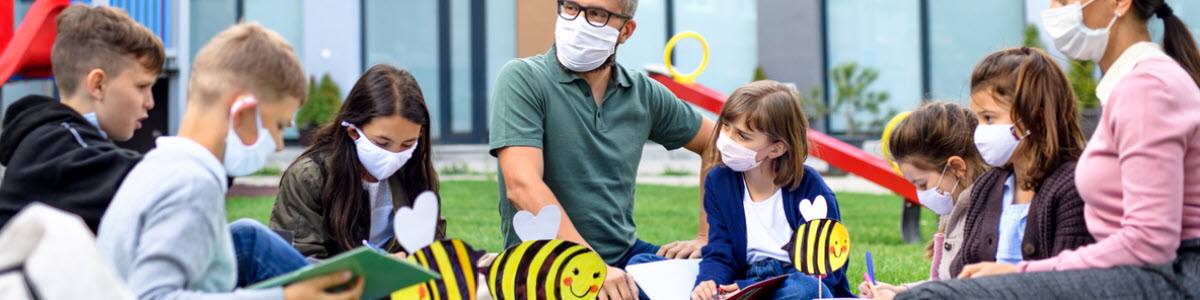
left=798, top=195, right=829, bottom=221
left=512, top=205, right=561, bottom=242
left=393, top=191, right=439, bottom=252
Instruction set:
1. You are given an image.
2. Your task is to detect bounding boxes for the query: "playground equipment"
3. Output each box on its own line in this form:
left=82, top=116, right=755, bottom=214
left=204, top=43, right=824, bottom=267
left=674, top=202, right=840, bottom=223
left=0, top=0, right=70, bottom=84
left=651, top=32, right=924, bottom=243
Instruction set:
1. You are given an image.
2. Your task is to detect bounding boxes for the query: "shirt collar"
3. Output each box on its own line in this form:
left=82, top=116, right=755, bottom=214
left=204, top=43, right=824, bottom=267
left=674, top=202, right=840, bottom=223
left=81, top=112, right=108, bottom=139
left=1096, top=42, right=1170, bottom=106
left=153, top=136, right=229, bottom=195
left=545, top=47, right=633, bottom=88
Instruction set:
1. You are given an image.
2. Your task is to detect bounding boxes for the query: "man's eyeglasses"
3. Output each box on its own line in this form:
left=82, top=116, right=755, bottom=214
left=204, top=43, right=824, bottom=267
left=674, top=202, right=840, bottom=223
left=558, top=0, right=631, bottom=28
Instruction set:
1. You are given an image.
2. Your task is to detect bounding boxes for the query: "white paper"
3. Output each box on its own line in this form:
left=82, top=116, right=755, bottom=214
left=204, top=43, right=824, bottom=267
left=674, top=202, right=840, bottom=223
left=625, top=259, right=701, bottom=300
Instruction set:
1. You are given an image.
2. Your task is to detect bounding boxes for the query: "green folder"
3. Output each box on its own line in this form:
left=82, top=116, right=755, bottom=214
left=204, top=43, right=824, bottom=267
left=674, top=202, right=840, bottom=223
left=249, top=247, right=440, bottom=299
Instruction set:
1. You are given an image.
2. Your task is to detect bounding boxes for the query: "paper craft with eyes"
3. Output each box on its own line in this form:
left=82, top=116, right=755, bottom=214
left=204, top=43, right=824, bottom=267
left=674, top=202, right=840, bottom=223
left=487, top=205, right=607, bottom=300
left=783, top=196, right=850, bottom=299
left=391, top=191, right=485, bottom=300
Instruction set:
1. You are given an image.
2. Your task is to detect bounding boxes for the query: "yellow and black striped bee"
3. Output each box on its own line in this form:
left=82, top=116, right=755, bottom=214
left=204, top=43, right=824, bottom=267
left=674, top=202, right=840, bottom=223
left=392, top=239, right=485, bottom=300
left=787, top=218, right=850, bottom=276
left=487, top=239, right=607, bottom=300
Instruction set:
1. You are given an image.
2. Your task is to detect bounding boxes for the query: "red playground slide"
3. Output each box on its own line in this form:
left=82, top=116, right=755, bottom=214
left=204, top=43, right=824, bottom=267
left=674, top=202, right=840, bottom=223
left=647, top=72, right=920, bottom=204
left=0, top=0, right=71, bottom=84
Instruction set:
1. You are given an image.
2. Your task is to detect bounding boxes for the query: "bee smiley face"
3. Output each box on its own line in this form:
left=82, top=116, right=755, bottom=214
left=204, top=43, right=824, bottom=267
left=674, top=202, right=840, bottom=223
left=826, top=222, right=850, bottom=272
left=558, top=251, right=606, bottom=300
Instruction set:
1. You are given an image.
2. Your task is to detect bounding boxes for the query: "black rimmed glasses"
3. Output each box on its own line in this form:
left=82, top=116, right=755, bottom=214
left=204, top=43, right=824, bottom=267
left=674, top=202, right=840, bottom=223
left=557, top=0, right=631, bottom=28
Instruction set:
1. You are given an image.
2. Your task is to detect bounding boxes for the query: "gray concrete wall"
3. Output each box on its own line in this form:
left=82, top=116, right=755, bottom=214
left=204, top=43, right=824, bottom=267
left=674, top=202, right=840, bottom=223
left=756, top=0, right=825, bottom=130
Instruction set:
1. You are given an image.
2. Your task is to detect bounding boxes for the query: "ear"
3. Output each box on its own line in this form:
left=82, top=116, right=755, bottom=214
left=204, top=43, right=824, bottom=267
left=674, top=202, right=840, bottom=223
left=85, top=69, right=106, bottom=101
left=947, top=156, right=968, bottom=179
left=617, top=19, right=636, bottom=44
left=345, top=125, right=360, bottom=140
left=1113, top=0, right=1131, bottom=17
left=229, top=95, right=259, bottom=145
left=768, top=141, right=788, bottom=159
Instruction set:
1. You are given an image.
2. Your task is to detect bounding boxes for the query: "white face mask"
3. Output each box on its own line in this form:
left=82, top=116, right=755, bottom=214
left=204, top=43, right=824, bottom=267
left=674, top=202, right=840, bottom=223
left=554, top=13, right=620, bottom=72
left=223, top=98, right=276, bottom=177
left=717, top=131, right=772, bottom=172
left=1042, top=0, right=1119, bottom=61
left=917, top=162, right=960, bottom=216
left=342, top=121, right=416, bottom=180
left=974, top=124, right=1026, bottom=168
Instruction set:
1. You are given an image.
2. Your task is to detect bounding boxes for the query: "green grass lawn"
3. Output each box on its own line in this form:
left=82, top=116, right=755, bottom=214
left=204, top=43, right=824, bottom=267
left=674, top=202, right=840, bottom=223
left=227, top=180, right=937, bottom=290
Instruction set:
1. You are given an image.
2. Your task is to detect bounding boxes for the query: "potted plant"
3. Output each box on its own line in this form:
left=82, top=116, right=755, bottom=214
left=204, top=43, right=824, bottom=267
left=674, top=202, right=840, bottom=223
left=828, top=62, right=896, bottom=145
left=296, top=73, right=342, bottom=146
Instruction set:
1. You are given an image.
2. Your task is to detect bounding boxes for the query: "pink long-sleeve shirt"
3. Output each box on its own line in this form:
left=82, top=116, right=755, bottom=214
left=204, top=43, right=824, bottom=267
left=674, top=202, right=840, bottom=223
left=1018, top=44, right=1200, bottom=272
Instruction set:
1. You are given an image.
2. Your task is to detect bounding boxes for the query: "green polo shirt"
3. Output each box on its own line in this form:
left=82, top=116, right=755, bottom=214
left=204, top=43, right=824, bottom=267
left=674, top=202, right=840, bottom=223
left=489, top=48, right=702, bottom=264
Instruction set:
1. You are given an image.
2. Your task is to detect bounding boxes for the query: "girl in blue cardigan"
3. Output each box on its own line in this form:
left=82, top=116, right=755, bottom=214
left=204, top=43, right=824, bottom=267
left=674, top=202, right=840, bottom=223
left=688, top=80, right=851, bottom=299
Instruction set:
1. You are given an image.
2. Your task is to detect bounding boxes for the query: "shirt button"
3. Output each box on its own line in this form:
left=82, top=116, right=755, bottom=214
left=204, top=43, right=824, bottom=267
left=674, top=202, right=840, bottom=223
left=584, top=92, right=591, bottom=97
left=1023, top=244, right=1036, bottom=255
left=987, top=237, right=994, bottom=245
left=943, top=242, right=952, bottom=251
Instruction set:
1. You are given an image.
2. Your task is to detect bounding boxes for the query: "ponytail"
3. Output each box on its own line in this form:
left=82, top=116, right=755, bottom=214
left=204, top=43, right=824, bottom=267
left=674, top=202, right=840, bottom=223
left=1134, top=1, right=1200, bottom=87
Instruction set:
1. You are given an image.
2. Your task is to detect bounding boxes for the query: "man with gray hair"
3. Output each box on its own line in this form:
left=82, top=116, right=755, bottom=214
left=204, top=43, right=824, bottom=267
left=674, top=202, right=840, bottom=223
left=489, top=0, right=716, bottom=299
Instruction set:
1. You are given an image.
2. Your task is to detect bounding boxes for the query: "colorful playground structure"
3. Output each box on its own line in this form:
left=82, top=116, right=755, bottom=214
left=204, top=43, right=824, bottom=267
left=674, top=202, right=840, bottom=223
left=652, top=32, right=925, bottom=243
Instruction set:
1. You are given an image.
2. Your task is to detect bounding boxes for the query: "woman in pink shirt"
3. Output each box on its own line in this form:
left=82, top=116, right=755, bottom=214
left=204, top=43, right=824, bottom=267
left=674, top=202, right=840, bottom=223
left=896, top=0, right=1200, bottom=298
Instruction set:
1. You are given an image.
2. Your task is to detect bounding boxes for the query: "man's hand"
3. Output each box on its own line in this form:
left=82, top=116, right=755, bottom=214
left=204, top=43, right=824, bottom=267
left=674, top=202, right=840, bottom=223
left=958, top=262, right=1019, bottom=278
left=597, top=266, right=639, bottom=300
left=657, top=237, right=707, bottom=259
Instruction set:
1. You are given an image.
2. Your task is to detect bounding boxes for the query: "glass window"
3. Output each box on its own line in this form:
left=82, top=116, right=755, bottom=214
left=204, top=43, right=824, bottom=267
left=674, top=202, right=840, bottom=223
left=614, top=0, right=666, bottom=74
left=486, top=0, right=516, bottom=131
left=363, top=0, right=442, bottom=138
left=672, top=0, right=758, bottom=95
left=928, top=1, right=1025, bottom=104
left=825, top=0, right=921, bottom=134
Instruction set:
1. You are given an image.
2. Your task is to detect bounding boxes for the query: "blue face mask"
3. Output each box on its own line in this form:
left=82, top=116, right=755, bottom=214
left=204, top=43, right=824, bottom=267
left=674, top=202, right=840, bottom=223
left=82, top=112, right=108, bottom=139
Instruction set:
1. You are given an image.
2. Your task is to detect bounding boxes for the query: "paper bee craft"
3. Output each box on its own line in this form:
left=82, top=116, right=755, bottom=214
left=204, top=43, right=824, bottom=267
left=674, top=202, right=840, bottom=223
left=487, top=205, right=607, bottom=300
left=391, top=191, right=485, bottom=300
left=784, top=195, right=850, bottom=276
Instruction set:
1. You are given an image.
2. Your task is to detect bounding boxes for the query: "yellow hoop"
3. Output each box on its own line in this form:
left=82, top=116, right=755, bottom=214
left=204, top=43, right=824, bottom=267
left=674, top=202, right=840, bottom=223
left=881, top=111, right=913, bottom=175
left=663, top=31, right=709, bottom=84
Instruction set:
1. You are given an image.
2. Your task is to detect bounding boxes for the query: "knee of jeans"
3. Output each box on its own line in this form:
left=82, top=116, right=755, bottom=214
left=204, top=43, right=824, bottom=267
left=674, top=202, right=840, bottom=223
left=230, top=218, right=269, bottom=239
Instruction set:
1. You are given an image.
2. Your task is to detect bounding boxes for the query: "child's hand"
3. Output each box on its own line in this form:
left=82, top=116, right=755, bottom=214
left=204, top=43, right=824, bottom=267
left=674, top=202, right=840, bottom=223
left=283, top=270, right=364, bottom=300
left=691, top=281, right=738, bottom=300
left=858, top=281, right=906, bottom=298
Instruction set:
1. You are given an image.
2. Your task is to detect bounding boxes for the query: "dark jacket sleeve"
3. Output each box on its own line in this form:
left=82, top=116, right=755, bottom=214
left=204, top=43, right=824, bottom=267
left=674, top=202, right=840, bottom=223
left=695, top=168, right=738, bottom=286
left=1036, top=162, right=1095, bottom=258
left=269, top=157, right=331, bottom=258
left=0, top=123, right=141, bottom=232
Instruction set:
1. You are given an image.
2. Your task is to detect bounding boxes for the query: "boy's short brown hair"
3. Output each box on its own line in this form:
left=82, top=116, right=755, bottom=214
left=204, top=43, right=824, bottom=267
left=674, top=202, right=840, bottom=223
left=52, top=4, right=165, bottom=97
left=189, top=23, right=306, bottom=105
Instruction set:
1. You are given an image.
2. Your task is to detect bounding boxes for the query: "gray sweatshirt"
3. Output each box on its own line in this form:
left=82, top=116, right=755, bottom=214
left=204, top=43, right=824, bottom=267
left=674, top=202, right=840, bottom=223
left=97, top=137, right=283, bottom=300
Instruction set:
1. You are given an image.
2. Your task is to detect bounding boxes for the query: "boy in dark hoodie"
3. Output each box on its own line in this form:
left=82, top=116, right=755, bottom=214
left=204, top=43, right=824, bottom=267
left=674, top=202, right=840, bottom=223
left=0, top=4, right=164, bottom=232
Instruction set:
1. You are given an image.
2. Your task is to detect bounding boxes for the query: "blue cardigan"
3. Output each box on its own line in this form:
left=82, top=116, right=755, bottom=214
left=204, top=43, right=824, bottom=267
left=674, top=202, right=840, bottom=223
left=696, top=165, right=853, bottom=298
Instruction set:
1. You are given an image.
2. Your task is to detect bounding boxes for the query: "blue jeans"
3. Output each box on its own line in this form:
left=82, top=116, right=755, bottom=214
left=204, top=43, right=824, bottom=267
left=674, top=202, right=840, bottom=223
left=737, top=258, right=831, bottom=300
left=230, top=219, right=310, bottom=287
left=627, top=255, right=831, bottom=300
left=614, top=239, right=661, bottom=269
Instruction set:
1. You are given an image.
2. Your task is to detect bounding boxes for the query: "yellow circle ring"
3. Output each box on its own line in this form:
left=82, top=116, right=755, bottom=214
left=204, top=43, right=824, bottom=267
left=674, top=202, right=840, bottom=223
left=881, top=111, right=912, bottom=175
left=663, top=31, right=709, bottom=84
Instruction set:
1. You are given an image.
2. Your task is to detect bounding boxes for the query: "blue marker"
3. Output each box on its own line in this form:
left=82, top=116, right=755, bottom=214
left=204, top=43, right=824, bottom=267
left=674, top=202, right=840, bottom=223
left=866, top=251, right=876, bottom=285
left=362, top=239, right=388, bottom=253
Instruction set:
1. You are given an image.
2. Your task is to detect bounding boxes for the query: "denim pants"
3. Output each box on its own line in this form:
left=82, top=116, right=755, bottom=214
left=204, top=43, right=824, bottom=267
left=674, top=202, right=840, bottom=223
left=627, top=254, right=831, bottom=300
left=230, top=218, right=311, bottom=287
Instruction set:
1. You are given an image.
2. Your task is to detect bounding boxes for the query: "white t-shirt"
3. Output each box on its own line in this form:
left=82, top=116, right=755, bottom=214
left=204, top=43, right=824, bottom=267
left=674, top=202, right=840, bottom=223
left=743, top=180, right=793, bottom=264
left=363, top=179, right=395, bottom=246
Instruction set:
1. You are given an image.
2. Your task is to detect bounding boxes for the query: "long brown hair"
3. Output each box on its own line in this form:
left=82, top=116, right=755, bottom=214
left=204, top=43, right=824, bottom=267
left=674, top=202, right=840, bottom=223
left=1131, top=1, right=1200, bottom=87
left=888, top=102, right=988, bottom=188
left=971, top=47, right=1086, bottom=191
left=701, top=80, right=811, bottom=190
left=294, top=64, right=439, bottom=252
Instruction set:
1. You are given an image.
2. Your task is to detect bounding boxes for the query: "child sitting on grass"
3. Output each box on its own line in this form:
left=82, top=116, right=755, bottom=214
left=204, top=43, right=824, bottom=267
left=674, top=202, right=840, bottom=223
left=633, top=80, right=853, bottom=300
